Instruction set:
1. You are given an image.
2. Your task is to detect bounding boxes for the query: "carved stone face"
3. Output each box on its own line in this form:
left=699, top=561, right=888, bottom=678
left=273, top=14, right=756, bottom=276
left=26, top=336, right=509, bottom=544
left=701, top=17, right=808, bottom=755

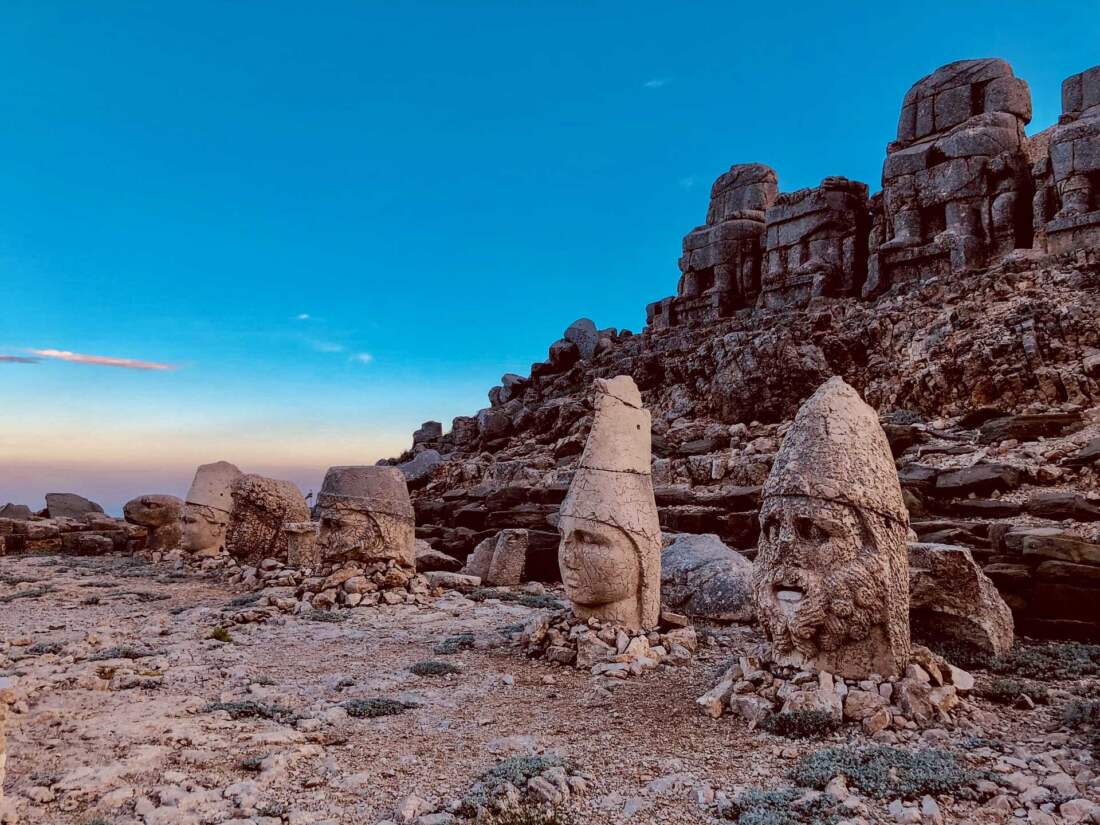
left=558, top=514, right=640, bottom=616
left=316, top=501, right=412, bottom=565
left=180, top=504, right=228, bottom=555
left=753, top=496, right=903, bottom=677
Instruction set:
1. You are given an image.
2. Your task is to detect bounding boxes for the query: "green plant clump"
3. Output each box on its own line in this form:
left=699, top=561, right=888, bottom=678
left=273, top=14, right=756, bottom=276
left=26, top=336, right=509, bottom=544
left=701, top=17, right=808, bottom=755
left=410, top=660, right=461, bottom=677
left=209, top=626, right=233, bottom=643
left=343, top=698, right=416, bottom=718
left=483, top=805, right=577, bottom=825
left=88, top=646, right=156, bottom=661
left=482, top=755, right=567, bottom=786
left=991, top=643, right=1100, bottom=680
left=759, top=710, right=842, bottom=739
left=979, top=678, right=1049, bottom=705
left=433, top=632, right=476, bottom=655
left=25, top=641, right=64, bottom=656
left=467, top=588, right=565, bottom=610
left=1063, top=699, right=1100, bottom=729
left=721, top=787, right=841, bottom=825
left=204, top=700, right=295, bottom=721
left=790, top=746, right=977, bottom=799
left=238, top=753, right=270, bottom=772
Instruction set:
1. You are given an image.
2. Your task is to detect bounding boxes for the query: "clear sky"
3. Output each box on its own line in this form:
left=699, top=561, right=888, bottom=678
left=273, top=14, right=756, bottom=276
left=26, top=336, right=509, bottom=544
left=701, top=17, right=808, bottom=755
left=2, top=1, right=1098, bottom=514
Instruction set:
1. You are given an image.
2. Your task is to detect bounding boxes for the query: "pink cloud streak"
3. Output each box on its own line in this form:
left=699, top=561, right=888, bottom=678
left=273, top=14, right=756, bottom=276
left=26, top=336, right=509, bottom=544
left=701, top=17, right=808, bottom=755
left=27, top=348, right=178, bottom=371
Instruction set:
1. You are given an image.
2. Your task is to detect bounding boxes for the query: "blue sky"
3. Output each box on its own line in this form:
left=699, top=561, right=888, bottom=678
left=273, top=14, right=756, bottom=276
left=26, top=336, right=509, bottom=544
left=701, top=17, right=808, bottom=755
left=2, top=1, right=1098, bottom=513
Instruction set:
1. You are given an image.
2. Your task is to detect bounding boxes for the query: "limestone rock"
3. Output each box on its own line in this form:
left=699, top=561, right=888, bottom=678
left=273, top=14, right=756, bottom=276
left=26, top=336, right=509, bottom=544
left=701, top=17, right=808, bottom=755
left=660, top=533, right=754, bottom=622
left=0, top=503, right=32, bottom=521
left=564, top=318, right=599, bottom=360
left=908, top=542, right=1014, bottom=657
left=558, top=376, right=661, bottom=630
left=316, top=466, right=416, bottom=569
left=224, top=474, right=310, bottom=565
left=399, top=449, right=443, bottom=485
left=45, top=492, right=104, bottom=519
left=415, top=540, right=463, bottom=573
left=181, top=461, right=242, bottom=556
left=753, top=377, right=910, bottom=679
left=123, top=494, right=183, bottom=552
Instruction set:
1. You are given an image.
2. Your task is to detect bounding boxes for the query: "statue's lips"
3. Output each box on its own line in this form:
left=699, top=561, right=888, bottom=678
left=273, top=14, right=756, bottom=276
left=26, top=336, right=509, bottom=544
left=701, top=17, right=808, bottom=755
left=774, top=586, right=804, bottom=615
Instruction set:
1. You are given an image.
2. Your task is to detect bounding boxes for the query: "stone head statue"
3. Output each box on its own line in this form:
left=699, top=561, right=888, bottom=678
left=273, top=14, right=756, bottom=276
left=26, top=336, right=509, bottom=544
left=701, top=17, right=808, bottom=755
left=180, top=461, right=242, bottom=556
left=752, top=377, right=910, bottom=679
left=123, top=494, right=183, bottom=552
left=225, top=474, right=310, bottom=565
left=558, top=375, right=661, bottom=630
left=315, top=465, right=415, bottom=569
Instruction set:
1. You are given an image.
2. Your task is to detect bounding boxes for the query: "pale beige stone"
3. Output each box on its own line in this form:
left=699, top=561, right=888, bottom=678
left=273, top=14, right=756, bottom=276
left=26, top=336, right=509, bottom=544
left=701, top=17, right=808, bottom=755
left=558, top=376, right=661, bottom=630
left=284, top=521, right=320, bottom=568
left=486, top=529, right=529, bottom=586
left=180, top=461, right=242, bottom=555
left=225, top=474, right=310, bottom=565
left=752, top=377, right=911, bottom=679
left=316, top=466, right=416, bottom=569
left=123, top=494, right=183, bottom=552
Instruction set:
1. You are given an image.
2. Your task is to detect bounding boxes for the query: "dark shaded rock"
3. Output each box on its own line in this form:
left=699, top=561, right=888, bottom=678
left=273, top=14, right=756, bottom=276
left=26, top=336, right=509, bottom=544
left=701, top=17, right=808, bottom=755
left=978, top=412, right=1084, bottom=444
left=0, top=503, right=32, bottom=520
left=45, top=493, right=105, bottom=519
left=882, top=423, right=922, bottom=457
left=660, top=533, right=754, bottom=622
left=1017, top=529, right=1100, bottom=565
left=399, top=449, right=443, bottom=486
left=415, top=540, right=463, bottom=573
left=932, top=463, right=1022, bottom=497
left=938, top=499, right=1024, bottom=518
left=1061, top=437, right=1100, bottom=467
left=898, top=463, right=939, bottom=492
left=958, top=407, right=1005, bottom=428
left=564, top=318, right=599, bottom=360
left=1025, top=490, right=1100, bottom=522
left=548, top=339, right=580, bottom=370
left=413, top=420, right=443, bottom=445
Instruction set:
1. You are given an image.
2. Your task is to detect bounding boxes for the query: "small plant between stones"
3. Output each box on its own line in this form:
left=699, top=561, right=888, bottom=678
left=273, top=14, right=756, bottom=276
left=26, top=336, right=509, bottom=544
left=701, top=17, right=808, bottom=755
left=410, top=660, right=461, bottom=677
left=789, top=746, right=978, bottom=798
left=434, top=632, right=476, bottom=655
left=758, top=710, right=841, bottom=738
left=719, top=787, right=842, bottom=825
left=204, top=700, right=295, bottom=721
left=343, top=698, right=417, bottom=718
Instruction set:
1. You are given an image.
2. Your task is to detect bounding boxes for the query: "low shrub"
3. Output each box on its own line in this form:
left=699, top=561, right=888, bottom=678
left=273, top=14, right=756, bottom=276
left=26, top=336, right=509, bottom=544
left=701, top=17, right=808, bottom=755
left=790, top=746, right=977, bottom=799
left=483, top=806, right=577, bottom=825
left=759, top=711, right=841, bottom=739
left=434, top=633, right=476, bottom=655
left=467, top=588, right=565, bottom=610
left=204, top=700, right=295, bottom=721
left=482, top=755, right=568, bottom=786
left=88, top=646, right=156, bottom=661
left=208, top=627, right=233, bottom=643
left=721, top=787, right=841, bottom=825
left=991, top=643, right=1100, bottom=680
left=343, top=698, right=416, bottom=718
left=410, top=660, right=461, bottom=677
left=979, top=678, right=1049, bottom=705
left=25, top=641, right=64, bottom=656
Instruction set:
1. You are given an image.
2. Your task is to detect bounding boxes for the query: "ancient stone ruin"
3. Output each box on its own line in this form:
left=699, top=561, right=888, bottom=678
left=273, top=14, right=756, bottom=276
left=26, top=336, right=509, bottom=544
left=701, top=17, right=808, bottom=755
left=752, top=377, right=912, bottom=680
left=557, top=375, right=661, bottom=630
left=316, top=465, right=416, bottom=570
left=179, top=460, right=241, bottom=556
left=122, top=494, right=182, bottom=552
left=225, top=473, right=311, bottom=565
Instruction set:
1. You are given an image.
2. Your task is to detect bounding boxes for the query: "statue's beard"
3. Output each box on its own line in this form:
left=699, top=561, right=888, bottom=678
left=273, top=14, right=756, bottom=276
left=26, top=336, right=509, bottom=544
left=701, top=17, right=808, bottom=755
left=754, top=547, right=887, bottom=659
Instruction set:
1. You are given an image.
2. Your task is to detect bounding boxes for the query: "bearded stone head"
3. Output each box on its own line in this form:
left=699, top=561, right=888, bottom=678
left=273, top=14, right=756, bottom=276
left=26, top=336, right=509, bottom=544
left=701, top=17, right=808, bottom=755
left=315, top=466, right=416, bottom=569
left=751, top=377, right=910, bottom=679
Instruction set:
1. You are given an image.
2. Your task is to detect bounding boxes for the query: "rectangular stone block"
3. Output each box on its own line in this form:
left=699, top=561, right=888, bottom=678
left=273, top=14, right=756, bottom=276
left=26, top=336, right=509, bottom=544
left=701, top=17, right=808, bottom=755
left=933, top=85, right=973, bottom=132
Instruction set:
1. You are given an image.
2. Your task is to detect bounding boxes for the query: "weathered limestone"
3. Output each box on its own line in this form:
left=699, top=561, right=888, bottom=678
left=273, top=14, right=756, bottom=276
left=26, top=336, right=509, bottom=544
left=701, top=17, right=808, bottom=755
left=463, top=528, right=530, bottom=585
left=760, top=177, right=870, bottom=309
left=180, top=461, right=242, bottom=556
left=752, top=377, right=911, bottom=679
left=45, top=492, right=104, bottom=519
left=316, top=465, right=416, bottom=569
left=660, top=533, right=754, bottom=622
left=123, top=494, right=183, bottom=552
left=284, top=521, right=320, bottom=567
left=908, top=542, right=1014, bottom=656
left=0, top=503, right=32, bottom=521
left=647, top=164, right=778, bottom=329
left=558, top=375, right=661, bottom=630
left=1038, top=65, right=1100, bottom=253
left=225, top=474, right=310, bottom=565
left=871, top=59, right=1032, bottom=294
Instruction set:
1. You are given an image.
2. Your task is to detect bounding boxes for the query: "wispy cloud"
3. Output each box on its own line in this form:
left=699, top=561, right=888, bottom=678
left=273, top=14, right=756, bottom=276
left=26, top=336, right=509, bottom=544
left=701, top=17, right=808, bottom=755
left=27, top=349, right=177, bottom=371
left=678, top=175, right=697, bottom=189
left=308, top=340, right=345, bottom=354
left=0, top=355, right=39, bottom=364
left=643, top=78, right=670, bottom=89
left=295, top=313, right=311, bottom=321
left=351, top=352, right=374, bottom=364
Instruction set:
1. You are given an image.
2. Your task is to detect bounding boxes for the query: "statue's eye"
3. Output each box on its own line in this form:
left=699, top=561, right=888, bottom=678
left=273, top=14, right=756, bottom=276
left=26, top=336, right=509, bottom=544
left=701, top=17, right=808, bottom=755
left=794, top=517, right=827, bottom=543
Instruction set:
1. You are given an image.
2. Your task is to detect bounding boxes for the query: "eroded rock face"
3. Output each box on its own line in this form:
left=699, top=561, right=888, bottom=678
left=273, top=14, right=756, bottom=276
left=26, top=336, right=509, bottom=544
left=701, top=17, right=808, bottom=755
left=225, top=474, right=310, bottom=565
left=660, top=533, right=754, bottom=622
left=315, top=466, right=416, bottom=569
left=908, top=542, right=1014, bottom=656
left=463, top=528, right=530, bottom=585
left=752, top=377, right=911, bottom=679
left=123, top=494, right=183, bottom=552
left=45, top=493, right=104, bottom=519
left=180, top=461, right=242, bottom=556
left=558, top=375, right=661, bottom=630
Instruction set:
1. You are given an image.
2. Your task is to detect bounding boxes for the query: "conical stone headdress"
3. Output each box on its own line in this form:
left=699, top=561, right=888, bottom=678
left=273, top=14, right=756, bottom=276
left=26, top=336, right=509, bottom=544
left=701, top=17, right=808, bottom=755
left=763, top=376, right=907, bottom=527
left=559, top=375, right=661, bottom=545
left=185, top=461, right=242, bottom=517
left=316, top=465, right=414, bottom=522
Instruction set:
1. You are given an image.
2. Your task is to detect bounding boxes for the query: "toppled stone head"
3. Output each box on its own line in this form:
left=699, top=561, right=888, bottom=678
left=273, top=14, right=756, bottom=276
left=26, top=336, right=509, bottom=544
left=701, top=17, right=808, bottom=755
left=180, top=461, right=242, bottom=556
left=123, top=494, right=183, bottom=552
left=558, top=376, right=661, bottom=630
left=315, top=465, right=415, bottom=569
left=752, top=377, right=910, bottom=679
left=225, top=474, right=310, bottom=565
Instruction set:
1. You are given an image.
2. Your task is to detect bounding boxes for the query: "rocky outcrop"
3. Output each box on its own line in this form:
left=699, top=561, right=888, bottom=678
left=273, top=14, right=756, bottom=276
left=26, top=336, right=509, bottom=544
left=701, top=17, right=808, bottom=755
left=44, top=493, right=104, bottom=519
left=660, top=533, right=753, bottom=622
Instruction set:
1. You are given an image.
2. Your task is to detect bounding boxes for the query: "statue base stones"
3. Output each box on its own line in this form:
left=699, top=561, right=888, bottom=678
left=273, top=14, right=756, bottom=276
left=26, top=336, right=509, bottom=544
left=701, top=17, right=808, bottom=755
left=697, top=642, right=974, bottom=733
left=521, top=608, right=697, bottom=680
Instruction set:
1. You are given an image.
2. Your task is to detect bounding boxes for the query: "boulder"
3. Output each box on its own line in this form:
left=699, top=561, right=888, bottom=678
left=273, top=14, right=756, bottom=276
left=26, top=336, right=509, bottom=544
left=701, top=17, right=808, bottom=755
left=1025, top=491, right=1100, bottom=522
left=414, top=539, right=463, bottom=573
left=907, top=542, right=1014, bottom=656
left=978, top=412, right=1083, bottom=444
left=0, top=504, right=32, bottom=521
left=123, top=494, right=183, bottom=552
left=564, top=318, right=599, bottom=360
left=660, top=533, right=754, bottom=622
left=932, top=463, right=1021, bottom=497
left=399, top=449, right=443, bottom=485
left=412, top=420, right=443, bottom=445
left=45, top=493, right=104, bottom=519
